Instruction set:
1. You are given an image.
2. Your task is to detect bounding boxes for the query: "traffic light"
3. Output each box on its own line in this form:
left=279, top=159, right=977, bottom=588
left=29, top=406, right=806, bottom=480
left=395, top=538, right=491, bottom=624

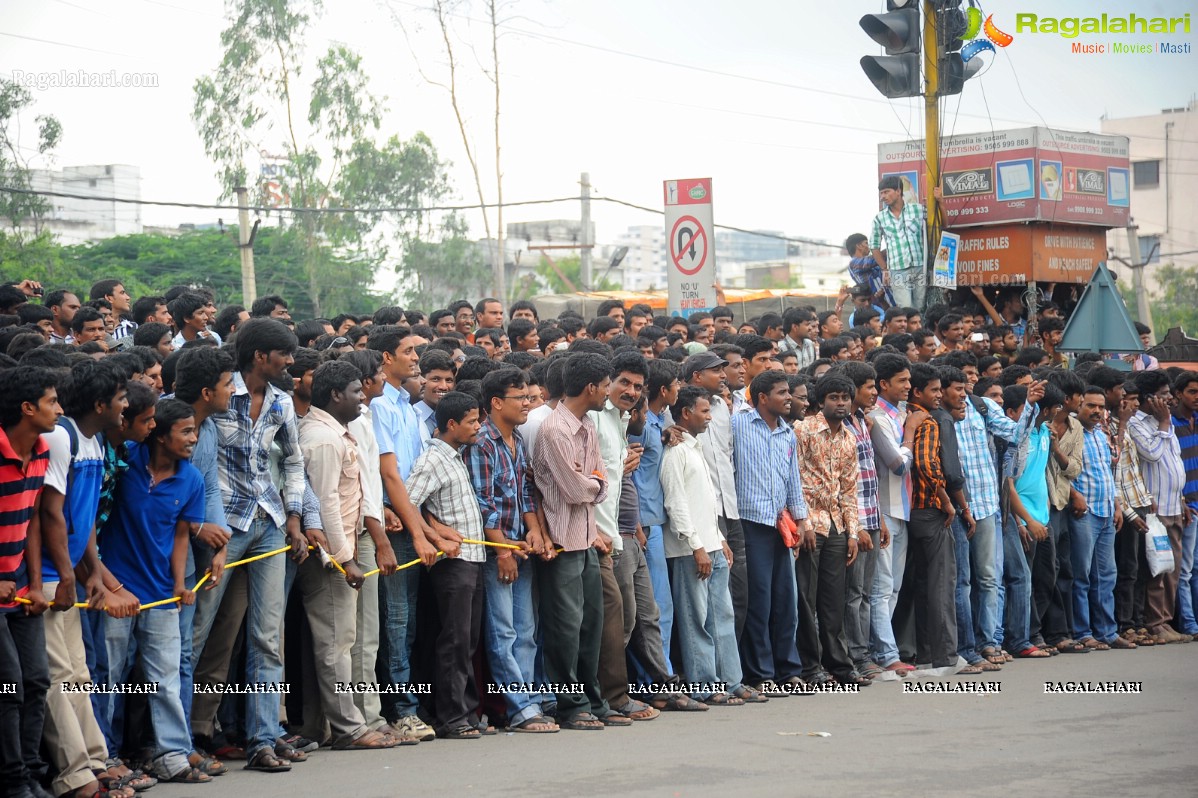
left=859, top=3, right=921, bottom=99
left=934, top=0, right=975, bottom=96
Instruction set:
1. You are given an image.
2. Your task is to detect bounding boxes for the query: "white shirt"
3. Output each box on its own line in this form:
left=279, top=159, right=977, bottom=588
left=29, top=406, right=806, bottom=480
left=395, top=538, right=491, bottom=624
left=661, top=431, right=723, bottom=557
left=588, top=400, right=628, bottom=551
left=522, top=403, right=553, bottom=458
left=698, top=396, right=740, bottom=520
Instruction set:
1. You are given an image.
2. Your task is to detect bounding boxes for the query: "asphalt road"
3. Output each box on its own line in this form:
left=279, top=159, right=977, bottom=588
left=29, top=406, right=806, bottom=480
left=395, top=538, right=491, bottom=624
left=146, top=643, right=1197, bottom=798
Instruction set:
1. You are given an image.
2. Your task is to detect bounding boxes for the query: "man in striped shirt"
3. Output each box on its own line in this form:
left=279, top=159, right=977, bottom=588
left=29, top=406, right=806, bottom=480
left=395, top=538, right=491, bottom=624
left=1127, top=370, right=1192, bottom=645
left=870, top=176, right=928, bottom=311
left=0, top=367, right=58, bottom=798
left=1171, top=371, right=1198, bottom=636
left=1068, top=388, right=1129, bottom=649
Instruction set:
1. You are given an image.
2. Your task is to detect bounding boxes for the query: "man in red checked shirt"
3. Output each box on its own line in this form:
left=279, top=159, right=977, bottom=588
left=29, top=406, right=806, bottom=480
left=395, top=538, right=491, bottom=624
left=0, top=367, right=61, bottom=798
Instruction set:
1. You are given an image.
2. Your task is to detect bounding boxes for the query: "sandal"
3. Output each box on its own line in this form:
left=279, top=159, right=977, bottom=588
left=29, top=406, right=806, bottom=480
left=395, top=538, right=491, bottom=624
left=100, top=768, right=156, bottom=793
left=957, top=662, right=986, bottom=675
left=650, top=693, right=709, bottom=712
left=441, top=725, right=481, bottom=740
left=188, top=751, right=227, bottom=776
left=859, top=662, right=885, bottom=679
left=88, top=779, right=136, bottom=798
left=1016, top=646, right=1051, bottom=658
left=274, top=742, right=308, bottom=762
left=334, top=729, right=398, bottom=750
left=731, top=686, right=769, bottom=703
left=165, top=766, right=212, bottom=784
left=600, top=711, right=633, bottom=726
left=509, top=714, right=559, bottom=733
left=473, top=717, right=498, bottom=736
left=558, top=712, right=604, bottom=731
left=212, top=744, right=247, bottom=760
left=704, top=692, right=746, bottom=706
left=979, top=647, right=1005, bottom=665
left=976, top=659, right=1002, bottom=672
left=1000, top=649, right=1014, bottom=662
left=613, top=699, right=660, bottom=721
left=1053, top=639, right=1091, bottom=654
left=1079, top=637, right=1111, bottom=651
left=244, top=748, right=291, bottom=773
left=377, top=723, right=420, bottom=746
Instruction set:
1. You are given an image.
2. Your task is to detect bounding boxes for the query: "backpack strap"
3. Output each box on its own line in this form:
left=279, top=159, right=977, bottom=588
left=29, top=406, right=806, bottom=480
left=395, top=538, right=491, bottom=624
left=968, top=394, right=989, bottom=419
left=56, top=418, right=80, bottom=532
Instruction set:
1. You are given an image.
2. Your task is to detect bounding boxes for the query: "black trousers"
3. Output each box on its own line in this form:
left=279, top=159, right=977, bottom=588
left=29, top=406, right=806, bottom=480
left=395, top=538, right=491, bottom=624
left=719, top=515, right=748, bottom=641
left=796, top=530, right=854, bottom=680
left=0, top=610, right=49, bottom=792
left=1115, top=508, right=1150, bottom=631
left=908, top=508, right=958, bottom=665
left=1030, top=509, right=1062, bottom=642
left=1050, top=507, right=1076, bottom=640
left=536, top=548, right=607, bottom=721
left=427, top=557, right=484, bottom=732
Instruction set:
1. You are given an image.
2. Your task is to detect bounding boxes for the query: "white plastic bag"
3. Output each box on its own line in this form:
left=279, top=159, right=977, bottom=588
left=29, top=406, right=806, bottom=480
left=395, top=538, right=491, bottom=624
left=1145, top=516, right=1175, bottom=577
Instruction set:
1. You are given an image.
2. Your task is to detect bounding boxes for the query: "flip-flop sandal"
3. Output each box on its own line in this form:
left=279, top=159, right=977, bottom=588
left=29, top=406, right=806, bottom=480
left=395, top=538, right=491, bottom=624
left=244, top=748, right=291, bottom=773
left=333, top=729, right=398, bottom=750
left=509, top=714, right=559, bottom=733
left=976, top=659, right=1002, bottom=671
left=704, top=692, right=746, bottom=706
left=441, top=725, right=482, bottom=740
left=732, top=686, right=770, bottom=703
left=600, top=712, right=633, bottom=726
left=188, top=753, right=226, bottom=777
left=1079, top=637, right=1111, bottom=651
left=273, top=742, right=308, bottom=762
left=164, top=766, right=212, bottom=784
left=957, top=663, right=986, bottom=674
left=859, top=663, right=885, bottom=679
left=651, top=693, right=709, bottom=711
left=1016, top=646, right=1051, bottom=658
left=559, top=712, right=605, bottom=731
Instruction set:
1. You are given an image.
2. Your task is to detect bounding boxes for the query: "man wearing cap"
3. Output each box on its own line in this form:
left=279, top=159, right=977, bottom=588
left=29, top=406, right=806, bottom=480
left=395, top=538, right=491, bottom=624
left=870, top=176, right=927, bottom=311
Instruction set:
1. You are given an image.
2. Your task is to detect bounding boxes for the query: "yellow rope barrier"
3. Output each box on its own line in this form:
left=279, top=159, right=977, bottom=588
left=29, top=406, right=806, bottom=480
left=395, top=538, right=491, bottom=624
left=12, top=538, right=556, bottom=612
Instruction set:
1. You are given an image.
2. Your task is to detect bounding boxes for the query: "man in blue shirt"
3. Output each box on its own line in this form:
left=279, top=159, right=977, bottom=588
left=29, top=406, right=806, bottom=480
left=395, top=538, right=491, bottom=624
left=732, top=370, right=811, bottom=694
left=101, top=400, right=210, bottom=783
left=366, top=325, right=440, bottom=743
left=629, top=358, right=679, bottom=669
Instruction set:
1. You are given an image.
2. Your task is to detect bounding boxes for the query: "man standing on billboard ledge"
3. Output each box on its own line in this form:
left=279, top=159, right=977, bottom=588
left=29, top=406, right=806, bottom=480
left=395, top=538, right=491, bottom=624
left=870, top=175, right=927, bottom=312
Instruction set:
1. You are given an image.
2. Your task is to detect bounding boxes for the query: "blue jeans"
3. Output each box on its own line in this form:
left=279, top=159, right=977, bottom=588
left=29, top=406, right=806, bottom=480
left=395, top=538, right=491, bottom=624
left=1068, top=511, right=1118, bottom=643
left=869, top=514, right=907, bottom=665
left=104, top=609, right=191, bottom=779
left=643, top=525, right=674, bottom=669
left=380, top=531, right=421, bottom=718
left=951, top=518, right=980, bottom=663
left=1178, top=514, right=1198, bottom=634
left=178, top=571, right=197, bottom=725
left=1001, top=515, right=1033, bottom=653
left=190, top=516, right=286, bottom=757
left=671, top=551, right=742, bottom=699
left=968, top=514, right=1000, bottom=650
left=481, top=554, right=541, bottom=726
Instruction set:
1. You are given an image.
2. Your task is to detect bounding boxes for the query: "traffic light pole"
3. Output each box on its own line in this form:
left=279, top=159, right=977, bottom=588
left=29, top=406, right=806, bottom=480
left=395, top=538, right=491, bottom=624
left=922, top=0, right=941, bottom=260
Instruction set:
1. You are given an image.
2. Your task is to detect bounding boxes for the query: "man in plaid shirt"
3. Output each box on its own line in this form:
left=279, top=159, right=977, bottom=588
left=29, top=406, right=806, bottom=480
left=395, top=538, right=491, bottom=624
left=835, top=361, right=884, bottom=680
left=870, top=176, right=927, bottom=311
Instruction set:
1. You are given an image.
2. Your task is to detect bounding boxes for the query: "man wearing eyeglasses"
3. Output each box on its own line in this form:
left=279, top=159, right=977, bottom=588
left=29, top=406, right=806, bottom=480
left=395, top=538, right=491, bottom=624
left=465, top=368, right=557, bottom=732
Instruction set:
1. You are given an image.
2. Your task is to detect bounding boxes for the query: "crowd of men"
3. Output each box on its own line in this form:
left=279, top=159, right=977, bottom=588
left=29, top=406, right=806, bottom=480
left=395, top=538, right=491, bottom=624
left=0, top=257, right=1196, bottom=798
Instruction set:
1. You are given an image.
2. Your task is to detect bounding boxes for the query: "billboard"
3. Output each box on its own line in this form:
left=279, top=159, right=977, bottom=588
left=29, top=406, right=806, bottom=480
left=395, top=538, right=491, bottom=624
left=878, top=127, right=1130, bottom=228
left=953, top=224, right=1108, bottom=286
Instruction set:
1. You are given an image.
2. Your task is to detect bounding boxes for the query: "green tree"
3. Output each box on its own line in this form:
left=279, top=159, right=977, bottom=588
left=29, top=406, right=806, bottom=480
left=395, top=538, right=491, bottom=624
left=0, top=78, right=62, bottom=234
left=534, top=254, right=618, bottom=295
left=1146, top=263, right=1198, bottom=338
left=192, top=0, right=455, bottom=316
left=398, top=213, right=490, bottom=310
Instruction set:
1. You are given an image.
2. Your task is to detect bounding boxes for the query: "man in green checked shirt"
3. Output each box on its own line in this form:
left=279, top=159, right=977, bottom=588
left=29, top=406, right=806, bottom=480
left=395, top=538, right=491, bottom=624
left=870, top=176, right=928, bottom=312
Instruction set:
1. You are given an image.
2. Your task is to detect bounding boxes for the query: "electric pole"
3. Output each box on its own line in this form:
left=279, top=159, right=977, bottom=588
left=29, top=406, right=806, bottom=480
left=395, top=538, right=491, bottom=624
left=580, top=171, right=592, bottom=291
left=923, top=0, right=942, bottom=268
left=1124, top=222, right=1155, bottom=330
left=235, top=186, right=257, bottom=305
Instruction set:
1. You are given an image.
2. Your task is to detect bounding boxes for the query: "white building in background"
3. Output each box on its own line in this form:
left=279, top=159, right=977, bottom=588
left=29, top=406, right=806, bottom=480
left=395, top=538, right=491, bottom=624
left=1101, top=100, right=1198, bottom=294
left=25, top=164, right=144, bottom=244
left=613, top=225, right=666, bottom=290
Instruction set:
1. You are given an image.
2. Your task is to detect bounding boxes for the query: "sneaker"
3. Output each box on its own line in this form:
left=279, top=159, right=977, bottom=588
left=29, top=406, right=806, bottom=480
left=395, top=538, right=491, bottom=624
left=279, top=733, right=319, bottom=754
left=398, top=715, right=436, bottom=742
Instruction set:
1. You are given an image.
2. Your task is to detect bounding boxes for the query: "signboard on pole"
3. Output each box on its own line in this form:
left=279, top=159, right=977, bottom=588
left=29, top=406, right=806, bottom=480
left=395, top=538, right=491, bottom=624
left=932, top=231, right=960, bottom=288
left=877, top=128, right=1130, bottom=228
left=664, top=178, right=717, bottom=317
left=952, top=224, right=1107, bottom=285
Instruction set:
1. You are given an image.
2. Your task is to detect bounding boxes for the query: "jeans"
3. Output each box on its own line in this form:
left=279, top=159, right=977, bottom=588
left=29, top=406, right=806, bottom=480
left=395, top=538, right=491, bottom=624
left=670, top=550, right=742, bottom=699
left=1068, top=511, right=1118, bottom=643
left=1001, top=515, right=1033, bottom=653
left=379, top=531, right=422, bottom=718
left=613, top=538, right=674, bottom=685
left=889, top=266, right=927, bottom=311
left=869, top=514, right=907, bottom=665
left=104, top=609, right=191, bottom=779
left=740, top=519, right=803, bottom=684
left=951, top=518, right=980, bottom=663
left=482, top=554, right=542, bottom=726
left=967, top=514, right=1000, bottom=651
left=643, top=524, right=674, bottom=669
left=1178, top=514, right=1198, bottom=634
left=178, top=571, right=197, bottom=726
left=0, top=610, right=48, bottom=793
left=190, top=516, right=286, bottom=757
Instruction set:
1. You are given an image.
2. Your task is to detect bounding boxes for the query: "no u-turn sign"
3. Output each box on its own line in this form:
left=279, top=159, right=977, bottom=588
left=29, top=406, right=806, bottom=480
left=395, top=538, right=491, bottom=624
left=664, top=178, right=717, bottom=316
